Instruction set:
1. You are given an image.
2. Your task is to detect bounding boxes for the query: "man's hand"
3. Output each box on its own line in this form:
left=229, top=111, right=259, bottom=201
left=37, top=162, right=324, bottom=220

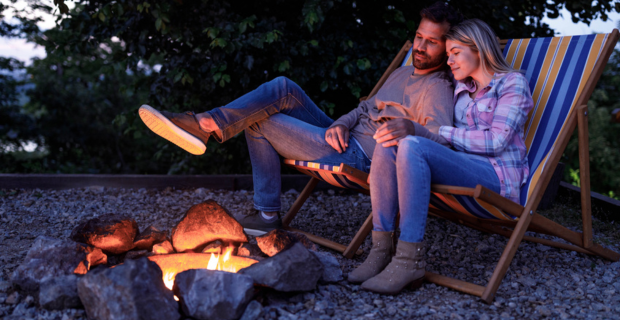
left=373, top=118, right=416, bottom=147
left=325, top=125, right=350, bottom=153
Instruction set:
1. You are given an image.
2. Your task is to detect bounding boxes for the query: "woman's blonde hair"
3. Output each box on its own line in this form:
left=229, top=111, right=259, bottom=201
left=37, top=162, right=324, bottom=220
left=446, top=19, right=514, bottom=76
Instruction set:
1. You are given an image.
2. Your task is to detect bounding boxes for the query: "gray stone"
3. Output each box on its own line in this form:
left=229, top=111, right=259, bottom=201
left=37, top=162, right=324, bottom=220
left=239, top=242, right=323, bottom=292
left=152, top=240, right=175, bottom=254
left=518, top=276, right=537, bottom=287
left=5, top=291, right=20, bottom=304
left=171, top=200, right=247, bottom=253
left=312, top=252, right=343, bottom=283
left=202, top=240, right=224, bottom=254
left=238, top=242, right=265, bottom=258
left=124, top=250, right=152, bottom=260
left=132, top=226, right=167, bottom=251
left=0, top=281, right=12, bottom=293
left=174, top=269, right=254, bottom=320
left=11, top=236, right=106, bottom=292
left=536, top=305, right=552, bottom=316
left=39, top=274, right=82, bottom=310
left=475, top=243, right=492, bottom=254
left=240, top=300, right=263, bottom=320
left=11, top=302, right=35, bottom=317
left=71, top=214, right=139, bottom=254
left=256, top=229, right=316, bottom=257
left=78, top=258, right=180, bottom=320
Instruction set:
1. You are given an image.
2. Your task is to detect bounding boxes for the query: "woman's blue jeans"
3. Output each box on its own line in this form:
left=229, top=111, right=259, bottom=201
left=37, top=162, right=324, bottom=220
left=209, top=76, right=371, bottom=212
left=369, top=136, right=501, bottom=243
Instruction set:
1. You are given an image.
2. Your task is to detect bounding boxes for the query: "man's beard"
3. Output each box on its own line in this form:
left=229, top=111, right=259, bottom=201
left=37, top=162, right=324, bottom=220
left=412, top=50, right=446, bottom=71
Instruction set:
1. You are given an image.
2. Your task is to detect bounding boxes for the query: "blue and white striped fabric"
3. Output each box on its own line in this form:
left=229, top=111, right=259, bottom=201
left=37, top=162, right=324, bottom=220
left=283, top=159, right=369, bottom=191
left=402, top=34, right=610, bottom=220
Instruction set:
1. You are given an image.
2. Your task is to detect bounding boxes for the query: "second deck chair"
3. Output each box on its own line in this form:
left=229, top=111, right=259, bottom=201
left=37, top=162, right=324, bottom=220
left=284, top=30, right=620, bottom=303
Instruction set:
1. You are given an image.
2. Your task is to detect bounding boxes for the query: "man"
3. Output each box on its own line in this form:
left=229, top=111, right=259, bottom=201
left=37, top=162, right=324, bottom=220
left=139, top=3, right=463, bottom=235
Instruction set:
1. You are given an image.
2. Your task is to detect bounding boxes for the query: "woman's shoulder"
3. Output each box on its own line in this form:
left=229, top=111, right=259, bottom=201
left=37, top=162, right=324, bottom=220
left=493, top=72, right=530, bottom=91
left=495, top=71, right=528, bottom=84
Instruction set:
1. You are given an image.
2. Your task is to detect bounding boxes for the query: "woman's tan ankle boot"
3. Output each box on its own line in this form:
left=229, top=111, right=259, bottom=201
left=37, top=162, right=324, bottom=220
left=360, top=240, right=426, bottom=294
left=347, top=231, right=394, bottom=284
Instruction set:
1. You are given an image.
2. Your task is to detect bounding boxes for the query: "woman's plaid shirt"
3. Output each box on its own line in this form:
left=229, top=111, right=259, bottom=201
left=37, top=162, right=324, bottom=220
left=439, top=72, right=534, bottom=203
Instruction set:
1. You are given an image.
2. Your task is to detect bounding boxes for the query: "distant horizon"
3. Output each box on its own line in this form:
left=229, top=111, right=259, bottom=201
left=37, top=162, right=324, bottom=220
left=1, top=6, right=619, bottom=65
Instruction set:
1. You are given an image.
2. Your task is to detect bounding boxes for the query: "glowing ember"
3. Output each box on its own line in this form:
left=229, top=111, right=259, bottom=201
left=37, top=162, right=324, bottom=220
left=149, top=252, right=258, bottom=292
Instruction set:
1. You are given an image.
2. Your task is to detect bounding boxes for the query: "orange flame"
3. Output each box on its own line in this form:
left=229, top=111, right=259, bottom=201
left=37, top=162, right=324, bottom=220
left=149, top=252, right=257, bottom=295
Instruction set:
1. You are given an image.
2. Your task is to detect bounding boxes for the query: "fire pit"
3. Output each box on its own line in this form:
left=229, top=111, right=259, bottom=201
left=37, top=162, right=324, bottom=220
left=9, top=199, right=342, bottom=320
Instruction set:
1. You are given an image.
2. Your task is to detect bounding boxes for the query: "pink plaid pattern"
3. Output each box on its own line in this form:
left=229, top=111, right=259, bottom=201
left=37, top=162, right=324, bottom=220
left=439, top=72, right=534, bottom=203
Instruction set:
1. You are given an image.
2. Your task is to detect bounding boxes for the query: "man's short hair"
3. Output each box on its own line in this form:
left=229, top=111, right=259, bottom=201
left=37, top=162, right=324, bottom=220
left=420, top=2, right=464, bottom=27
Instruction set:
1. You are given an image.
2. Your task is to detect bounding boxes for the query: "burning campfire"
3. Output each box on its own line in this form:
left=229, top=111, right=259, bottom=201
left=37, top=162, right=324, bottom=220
left=149, top=249, right=259, bottom=291
left=10, top=199, right=340, bottom=320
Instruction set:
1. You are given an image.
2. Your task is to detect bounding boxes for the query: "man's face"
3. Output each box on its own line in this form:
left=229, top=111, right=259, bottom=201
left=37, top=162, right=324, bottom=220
left=412, top=18, right=451, bottom=72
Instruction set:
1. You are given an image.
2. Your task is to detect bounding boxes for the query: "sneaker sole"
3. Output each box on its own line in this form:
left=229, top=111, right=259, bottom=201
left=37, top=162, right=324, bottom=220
left=138, top=105, right=206, bottom=155
left=243, top=228, right=269, bottom=236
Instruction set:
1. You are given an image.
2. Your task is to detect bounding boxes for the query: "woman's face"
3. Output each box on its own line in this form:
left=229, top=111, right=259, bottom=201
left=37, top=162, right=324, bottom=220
left=446, top=40, right=481, bottom=81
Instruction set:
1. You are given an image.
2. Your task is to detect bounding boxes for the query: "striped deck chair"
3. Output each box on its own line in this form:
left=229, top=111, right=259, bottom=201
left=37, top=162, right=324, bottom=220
left=285, top=30, right=620, bottom=302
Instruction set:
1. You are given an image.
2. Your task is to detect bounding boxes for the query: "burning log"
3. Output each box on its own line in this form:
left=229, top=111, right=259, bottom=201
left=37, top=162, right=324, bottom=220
left=171, top=200, right=248, bottom=253
left=70, top=214, right=138, bottom=255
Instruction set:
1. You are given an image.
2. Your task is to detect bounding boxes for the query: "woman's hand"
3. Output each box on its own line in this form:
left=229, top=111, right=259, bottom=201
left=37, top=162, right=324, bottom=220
left=373, top=119, right=416, bottom=147
left=325, top=125, right=350, bottom=153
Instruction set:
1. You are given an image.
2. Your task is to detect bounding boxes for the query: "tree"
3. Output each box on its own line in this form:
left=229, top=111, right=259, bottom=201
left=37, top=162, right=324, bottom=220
left=564, top=48, right=620, bottom=199
left=2, top=0, right=619, bottom=176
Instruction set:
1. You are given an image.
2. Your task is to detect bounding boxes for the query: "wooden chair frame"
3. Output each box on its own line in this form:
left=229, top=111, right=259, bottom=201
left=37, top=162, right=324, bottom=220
left=283, top=32, right=620, bottom=303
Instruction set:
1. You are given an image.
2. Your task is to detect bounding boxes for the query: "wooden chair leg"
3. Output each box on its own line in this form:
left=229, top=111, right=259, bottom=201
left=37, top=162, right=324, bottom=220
left=343, top=213, right=373, bottom=258
left=282, top=177, right=319, bottom=227
left=577, top=104, right=593, bottom=248
left=481, top=210, right=534, bottom=303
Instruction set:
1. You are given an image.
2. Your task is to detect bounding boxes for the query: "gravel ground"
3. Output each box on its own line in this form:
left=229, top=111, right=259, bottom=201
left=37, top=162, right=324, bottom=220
left=1, top=186, right=619, bottom=320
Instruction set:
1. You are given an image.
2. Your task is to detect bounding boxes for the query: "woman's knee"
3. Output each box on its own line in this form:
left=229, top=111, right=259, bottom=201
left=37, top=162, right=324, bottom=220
left=396, top=136, right=431, bottom=164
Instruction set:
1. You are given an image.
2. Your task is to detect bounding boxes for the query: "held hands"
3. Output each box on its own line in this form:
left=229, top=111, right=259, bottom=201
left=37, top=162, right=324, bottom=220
left=373, top=118, right=416, bottom=147
left=325, top=125, right=350, bottom=153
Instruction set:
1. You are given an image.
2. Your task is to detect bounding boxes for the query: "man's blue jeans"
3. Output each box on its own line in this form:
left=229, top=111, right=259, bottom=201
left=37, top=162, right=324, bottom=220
left=369, top=136, right=501, bottom=243
left=209, top=76, right=371, bottom=212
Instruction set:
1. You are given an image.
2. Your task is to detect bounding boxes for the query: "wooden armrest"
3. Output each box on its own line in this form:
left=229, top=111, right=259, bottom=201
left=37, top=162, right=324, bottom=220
left=339, top=163, right=369, bottom=187
left=431, top=184, right=525, bottom=218
left=431, top=184, right=476, bottom=196
left=474, top=185, right=525, bottom=218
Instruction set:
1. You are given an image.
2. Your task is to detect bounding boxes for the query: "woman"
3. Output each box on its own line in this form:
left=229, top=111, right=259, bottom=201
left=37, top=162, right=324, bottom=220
left=347, top=19, right=534, bottom=294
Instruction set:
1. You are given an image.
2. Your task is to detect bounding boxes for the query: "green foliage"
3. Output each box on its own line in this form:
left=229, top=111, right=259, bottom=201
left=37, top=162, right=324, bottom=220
left=564, top=49, right=620, bottom=199
left=2, top=0, right=620, bottom=176
left=0, top=57, right=43, bottom=172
